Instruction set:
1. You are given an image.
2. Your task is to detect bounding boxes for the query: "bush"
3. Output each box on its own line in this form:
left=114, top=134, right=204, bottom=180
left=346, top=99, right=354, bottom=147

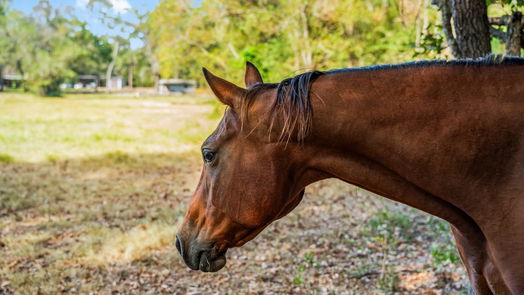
left=0, top=153, right=14, bottom=163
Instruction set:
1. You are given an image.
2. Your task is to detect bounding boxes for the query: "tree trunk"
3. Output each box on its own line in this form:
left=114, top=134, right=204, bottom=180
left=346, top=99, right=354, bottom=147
left=0, top=65, right=3, bottom=92
left=506, top=11, right=523, bottom=57
left=106, top=42, right=120, bottom=91
left=434, top=0, right=460, bottom=57
left=128, top=54, right=135, bottom=88
left=451, top=0, right=491, bottom=58
left=297, top=3, right=313, bottom=69
left=128, top=65, right=133, bottom=88
left=145, top=42, right=160, bottom=91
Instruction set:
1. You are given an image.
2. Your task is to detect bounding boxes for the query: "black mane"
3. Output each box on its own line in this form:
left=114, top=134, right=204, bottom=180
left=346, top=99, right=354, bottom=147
left=324, top=54, right=524, bottom=75
left=241, top=55, right=524, bottom=143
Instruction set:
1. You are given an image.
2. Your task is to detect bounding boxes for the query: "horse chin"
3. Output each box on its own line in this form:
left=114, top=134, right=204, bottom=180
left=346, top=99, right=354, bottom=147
left=198, top=253, right=227, bottom=272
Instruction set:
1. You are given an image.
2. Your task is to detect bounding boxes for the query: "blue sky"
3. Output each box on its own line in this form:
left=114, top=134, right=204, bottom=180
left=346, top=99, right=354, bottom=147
left=12, top=0, right=160, bottom=48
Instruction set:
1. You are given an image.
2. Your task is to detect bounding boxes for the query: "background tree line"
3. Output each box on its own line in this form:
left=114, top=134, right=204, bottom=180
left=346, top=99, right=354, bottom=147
left=0, top=0, right=154, bottom=96
left=148, top=0, right=524, bottom=86
left=149, top=0, right=432, bottom=85
left=0, top=0, right=522, bottom=96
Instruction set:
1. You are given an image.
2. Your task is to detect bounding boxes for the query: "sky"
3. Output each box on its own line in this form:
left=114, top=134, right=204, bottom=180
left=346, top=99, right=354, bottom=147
left=11, top=0, right=160, bottom=48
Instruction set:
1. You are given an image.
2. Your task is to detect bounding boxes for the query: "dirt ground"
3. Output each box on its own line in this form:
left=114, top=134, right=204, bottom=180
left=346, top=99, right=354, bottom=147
left=0, top=93, right=468, bottom=294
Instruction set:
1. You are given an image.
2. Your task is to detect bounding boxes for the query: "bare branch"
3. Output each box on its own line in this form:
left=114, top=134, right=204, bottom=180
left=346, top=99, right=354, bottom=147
left=489, top=14, right=524, bottom=56
left=435, top=0, right=459, bottom=57
left=506, top=11, right=523, bottom=56
left=490, top=26, right=507, bottom=42
left=489, top=15, right=511, bottom=26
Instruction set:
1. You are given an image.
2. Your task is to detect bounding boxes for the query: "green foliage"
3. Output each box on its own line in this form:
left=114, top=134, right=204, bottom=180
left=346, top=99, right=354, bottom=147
left=491, top=37, right=505, bottom=54
left=0, top=153, right=13, bottom=163
left=292, top=273, right=303, bottom=285
left=68, top=22, right=113, bottom=77
left=0, top=0, right=9, bottom=16
left=0, top=3, right=81, bottom=95
left=105, top=150, right=133, bottom=163
left=377, top=265, right=399, bottom=293
left=426, top=215, right=451, bottom=233
left=82, top=0, right=156, bottom=87
left=425, top=216, right=460, bottom=268
left=368, top=210, right=412, bottom=243
left=414, top=23, right=447, bottom=59
left=149, top=0, right=434, bottom=85
left=0, top=1, right=154, bottom=96
left=488, top=0, right=524, bottom=9
left=431, top=244, right=460, bottom=267
left=293, top=252, right=317, bottom=285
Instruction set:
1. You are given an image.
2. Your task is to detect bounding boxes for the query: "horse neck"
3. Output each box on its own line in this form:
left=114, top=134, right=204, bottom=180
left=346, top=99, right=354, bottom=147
left=305, top=65, right=523, bottom=219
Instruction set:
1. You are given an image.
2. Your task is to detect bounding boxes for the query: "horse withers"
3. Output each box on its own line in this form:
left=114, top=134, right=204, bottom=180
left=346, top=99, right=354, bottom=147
left=176, top=57, right=524, bottom=294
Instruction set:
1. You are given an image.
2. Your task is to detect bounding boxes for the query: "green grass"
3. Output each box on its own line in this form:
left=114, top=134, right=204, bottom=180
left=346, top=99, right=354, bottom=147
left=0, top=92, right=222, bottom=293
left=367, top=210, right=413, bottom=244
left=0, top=92, right=220, bottom=162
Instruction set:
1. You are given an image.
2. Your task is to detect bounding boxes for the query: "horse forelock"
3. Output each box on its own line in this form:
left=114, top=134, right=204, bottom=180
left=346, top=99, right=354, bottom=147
left=239, top=71, right=323, bottom=144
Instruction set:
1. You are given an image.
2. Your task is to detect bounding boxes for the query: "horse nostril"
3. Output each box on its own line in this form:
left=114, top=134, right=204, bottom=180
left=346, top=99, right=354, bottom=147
left=175, top=235, right=183, bottom=256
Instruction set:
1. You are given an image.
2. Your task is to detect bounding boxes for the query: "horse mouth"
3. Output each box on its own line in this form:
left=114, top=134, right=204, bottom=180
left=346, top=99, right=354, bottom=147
left=176, top=234, right=227, bottom=272
left=198, top=252, right=227, bottom=272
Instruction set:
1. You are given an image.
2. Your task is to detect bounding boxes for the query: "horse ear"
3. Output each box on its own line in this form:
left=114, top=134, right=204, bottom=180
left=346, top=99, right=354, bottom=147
left=245, top=61, right=263, bottom=88
left=203, top=68, right=246, bottom=109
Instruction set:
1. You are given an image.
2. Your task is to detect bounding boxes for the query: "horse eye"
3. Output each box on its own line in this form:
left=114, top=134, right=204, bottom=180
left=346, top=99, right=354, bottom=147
left=202, top=149, right=216, bottom=163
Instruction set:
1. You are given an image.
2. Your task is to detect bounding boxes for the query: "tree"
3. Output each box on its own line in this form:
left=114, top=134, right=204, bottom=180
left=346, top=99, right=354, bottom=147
left=105, top=40, right=120, bottom=90
left=489, top=2, right=524, bottom=57
left=452, top=0, right=492, bottom=57
left=149, top=0, right=427, bottom=85
left=84, top=0, right=155, bottom=89
left=0, top=0, right=154, bottom=95
left=432, top=0, right=524, bottom=58
left=68, top=21, right=113, bottom=79
left=0, top=0, right=11, bottom=91
left=24, top=0, right=81, bottom=95
left=0, top=0, right=86, bottom=95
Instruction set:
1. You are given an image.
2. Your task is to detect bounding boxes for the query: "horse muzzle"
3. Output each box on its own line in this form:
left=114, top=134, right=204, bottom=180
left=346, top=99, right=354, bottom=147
left=175, top=234, right=227, bottom=272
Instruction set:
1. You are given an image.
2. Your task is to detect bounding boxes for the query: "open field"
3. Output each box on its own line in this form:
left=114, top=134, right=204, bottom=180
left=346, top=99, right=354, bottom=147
left=0, top=93, right=467, bottom=294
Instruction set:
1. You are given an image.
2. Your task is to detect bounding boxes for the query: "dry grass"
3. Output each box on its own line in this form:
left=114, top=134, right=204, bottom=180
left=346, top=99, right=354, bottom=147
left=0, top=92, right=467, bottom=294
left=81, top=223, right=178, bottom=266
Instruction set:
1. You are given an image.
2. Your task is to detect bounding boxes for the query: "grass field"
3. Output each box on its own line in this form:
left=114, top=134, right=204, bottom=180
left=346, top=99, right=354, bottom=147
left=0, top=92, right=467, bottom=294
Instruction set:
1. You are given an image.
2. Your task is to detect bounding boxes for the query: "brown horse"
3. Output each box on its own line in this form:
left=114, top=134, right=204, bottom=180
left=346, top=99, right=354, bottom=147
left=176, top=57, right=524, bottom=294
